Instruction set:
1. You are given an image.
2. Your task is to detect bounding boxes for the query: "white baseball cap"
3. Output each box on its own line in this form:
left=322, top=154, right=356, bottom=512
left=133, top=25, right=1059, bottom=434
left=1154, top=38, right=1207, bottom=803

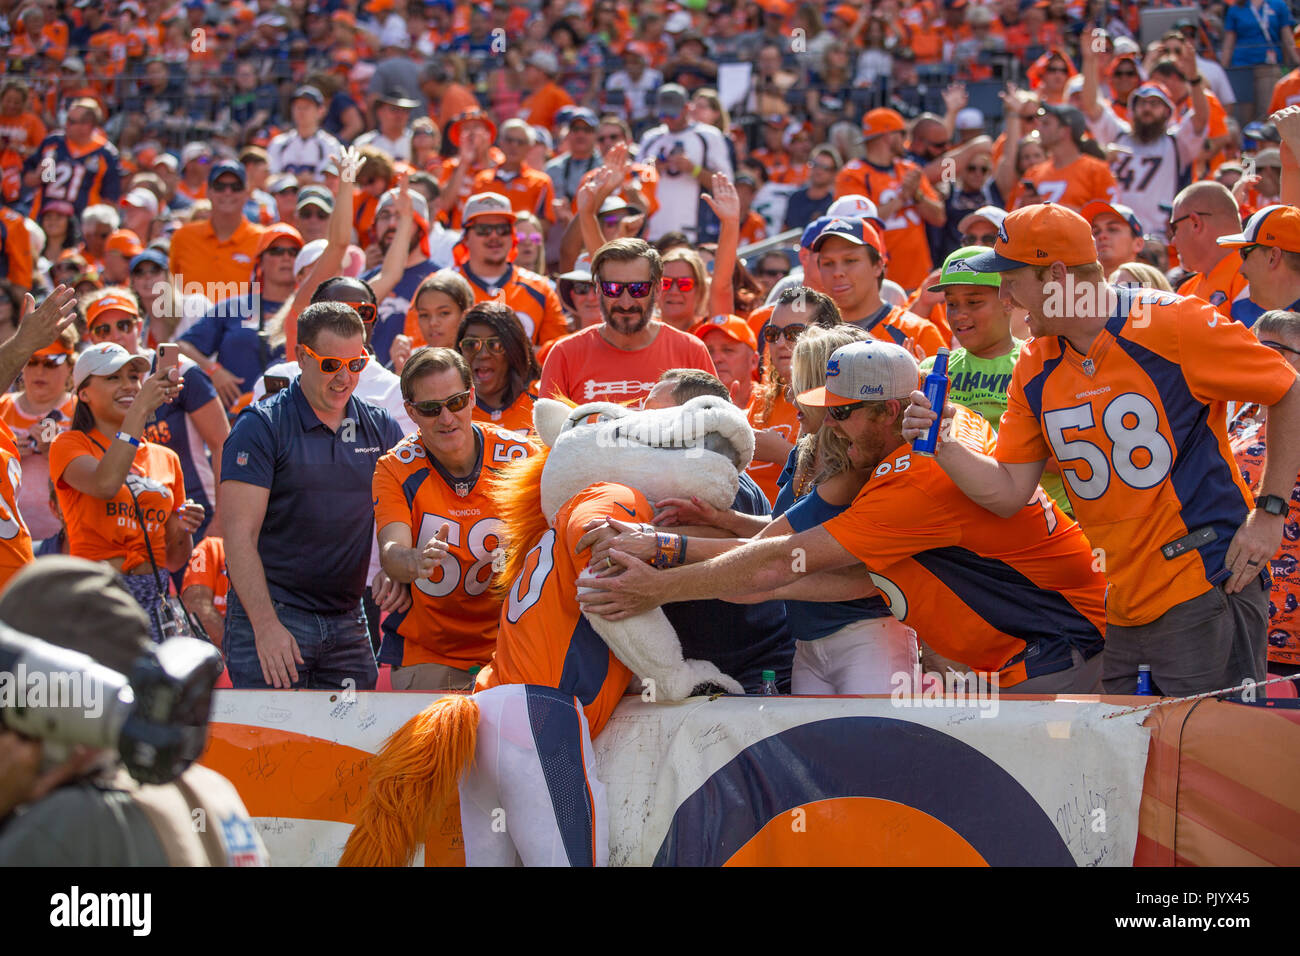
left=956, top=205, right=1008, bottom=235
left=826, top=194, right=880, bottom=221
left=294, top=238, right=328, bottom=276
left=73, top=342, right=152, bottom=392
left=797, top=341, right=920, bottom=407
left=120, top=188, right=159, bottom=218
left=461, top=192, right=514, bottom=224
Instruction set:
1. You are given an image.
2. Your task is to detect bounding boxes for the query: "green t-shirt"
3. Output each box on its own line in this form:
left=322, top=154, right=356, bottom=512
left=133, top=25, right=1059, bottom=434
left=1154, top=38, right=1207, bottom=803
left=921, top=340, right=1074, bottom=517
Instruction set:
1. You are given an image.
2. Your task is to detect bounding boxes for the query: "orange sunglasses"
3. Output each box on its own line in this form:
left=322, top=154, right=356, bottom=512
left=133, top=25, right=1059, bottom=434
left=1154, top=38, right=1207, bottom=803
left=302, top=344, right=370, bottom=374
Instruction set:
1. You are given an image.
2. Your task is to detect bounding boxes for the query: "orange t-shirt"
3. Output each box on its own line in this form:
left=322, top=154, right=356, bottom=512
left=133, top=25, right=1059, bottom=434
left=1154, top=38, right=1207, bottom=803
left=49, top=429, right=185, bottom=574
left=472, top=386, right=537, bottom=437
left=471, top=162, right=557, bottom=223
left=1015, top=154, right=1117, bottom=212
left=479, top=481, right=644, bottom=738
left=167, top=219, right=264, bottom=294
left=1270, top=68, right=1300, bottom=114
left=823, top=406, right=1106, bottom=686
left=518, top=82, right=575, bottom=132
left=454, top=262, right=570, bottom=348
left=995, top=288, right=1299, bottom=626
left=182, top=535, right=229, bottom=616
left=0, top=207, right=33, bottom=290
left=434, top=83, right=480, bottom=130
left=850, top=303, right=946, bottom=362
left=833, top=158, right=941, bottom=292
left=747, top=386, right=800, bottom=508
left=0, top=112, right=46, bottom=154
left=374, top=425, right=536, bottom=670
left=0, top=392, right=75, bottom=541
left=0, top=422, right=34, bottom=591
left=739, top=210, right=768, bottom=245
left=575, top=160, right=659, bottom=221
left=538, top=323, right=717, bottom=406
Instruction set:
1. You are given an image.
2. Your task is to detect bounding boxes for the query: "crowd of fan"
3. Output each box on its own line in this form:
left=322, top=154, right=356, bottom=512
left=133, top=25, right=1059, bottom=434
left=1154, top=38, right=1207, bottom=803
left=0, top=0, right=1297, bottom=700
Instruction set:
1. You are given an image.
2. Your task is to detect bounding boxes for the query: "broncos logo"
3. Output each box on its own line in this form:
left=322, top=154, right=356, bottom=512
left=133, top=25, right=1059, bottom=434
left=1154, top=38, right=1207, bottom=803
left=124, top=473, right=170, bottom=498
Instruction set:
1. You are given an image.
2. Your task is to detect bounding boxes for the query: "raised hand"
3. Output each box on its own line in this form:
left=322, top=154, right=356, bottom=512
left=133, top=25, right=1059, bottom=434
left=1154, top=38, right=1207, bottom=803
left=338, top=146, right=364, bottom=185
left=701, top=171, right=741, bottom=224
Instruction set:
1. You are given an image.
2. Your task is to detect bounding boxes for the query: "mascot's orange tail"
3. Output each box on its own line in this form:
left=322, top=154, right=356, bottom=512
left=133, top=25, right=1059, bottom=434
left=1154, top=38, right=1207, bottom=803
left=338, top=695, right=479, bottom=867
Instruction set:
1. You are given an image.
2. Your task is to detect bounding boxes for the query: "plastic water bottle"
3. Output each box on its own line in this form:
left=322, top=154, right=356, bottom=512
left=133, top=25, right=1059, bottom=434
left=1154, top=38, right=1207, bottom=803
left=761, top=670, right=779, bottom=696
left=466, top=664, right=481, bottom=692
left=913, top=347, right=950, bottom=457
left=1136, top=665, right=1152, bottom=696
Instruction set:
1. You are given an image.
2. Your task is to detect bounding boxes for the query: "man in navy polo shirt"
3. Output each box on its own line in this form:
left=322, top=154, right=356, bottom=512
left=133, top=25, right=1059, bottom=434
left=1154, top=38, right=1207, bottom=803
left=220, top=302, right=404, bottom=689
left=179, top=222, right=303, bottom=411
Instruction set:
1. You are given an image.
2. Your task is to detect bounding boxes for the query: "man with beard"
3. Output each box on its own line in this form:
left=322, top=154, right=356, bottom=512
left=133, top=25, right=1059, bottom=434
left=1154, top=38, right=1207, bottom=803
left=449, top=192, right=568, bottom=350
left=361, top=186, right=439, bottom=368
left=1079, top=37, right=1207, bottom=242
left=538, top=237, right=715, bottom=405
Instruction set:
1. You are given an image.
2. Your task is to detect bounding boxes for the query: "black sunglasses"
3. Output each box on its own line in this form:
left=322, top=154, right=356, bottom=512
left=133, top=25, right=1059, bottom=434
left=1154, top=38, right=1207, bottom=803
left=599, top=280, right=653, bottom=298
left=1261, top=339, right=1300, bottom=357
left=91, top=318, right=138, bottom=338
left=827, top=400, right=868, bottom=421
left=408, top=389, right=472, bottom=417
left=569, top=281, right=594, bottom=295
left=209, top=179, right=243, bottom=193
left=762, top=323, right=805, bottom=344
left=469, top=222, right=512, bottom=237
left=962, top=232, right=998, bottom=247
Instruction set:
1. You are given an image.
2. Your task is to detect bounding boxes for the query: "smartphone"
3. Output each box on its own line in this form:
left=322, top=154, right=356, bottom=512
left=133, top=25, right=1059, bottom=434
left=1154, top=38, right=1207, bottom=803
left=263, top=375, right=290, bottom=396
left=156, top=342, right=179, bottom=379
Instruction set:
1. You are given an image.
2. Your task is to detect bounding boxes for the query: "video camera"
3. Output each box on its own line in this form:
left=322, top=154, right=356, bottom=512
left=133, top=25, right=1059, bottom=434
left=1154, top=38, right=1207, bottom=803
left=0, top=622, right=224, bottom=785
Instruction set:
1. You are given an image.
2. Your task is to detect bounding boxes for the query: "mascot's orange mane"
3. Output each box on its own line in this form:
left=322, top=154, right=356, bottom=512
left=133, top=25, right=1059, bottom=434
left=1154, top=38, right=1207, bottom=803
left=487, top=444, right=552, bottom=597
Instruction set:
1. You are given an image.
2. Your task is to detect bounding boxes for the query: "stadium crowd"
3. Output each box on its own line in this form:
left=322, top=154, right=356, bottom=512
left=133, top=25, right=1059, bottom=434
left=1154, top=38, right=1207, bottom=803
left=0, top=0, right=1298, bottom=709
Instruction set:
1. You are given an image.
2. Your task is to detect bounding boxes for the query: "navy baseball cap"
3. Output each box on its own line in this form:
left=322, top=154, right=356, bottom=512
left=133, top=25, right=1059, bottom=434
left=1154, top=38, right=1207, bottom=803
left=129, top=248, right=169, bottom=273
left=208, top=159, right=247, bottom=187
left=800, top=216, right=832, bottom=250
left=1081, top=200, right=1143, bottom=237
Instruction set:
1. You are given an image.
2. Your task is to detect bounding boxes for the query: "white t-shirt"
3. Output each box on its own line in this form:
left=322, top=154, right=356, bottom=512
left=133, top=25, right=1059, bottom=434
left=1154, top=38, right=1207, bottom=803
left=267, top=128, right=344, bottom=179
left=637, top=121, right=734, bottom=241
left=352, top=129, right=413, bottom=164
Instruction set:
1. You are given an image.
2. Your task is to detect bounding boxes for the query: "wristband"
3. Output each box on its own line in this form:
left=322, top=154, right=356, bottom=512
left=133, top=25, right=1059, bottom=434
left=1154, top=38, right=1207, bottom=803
left=1189, top=76, right=1203, bottom=85
left=115, top=431, right=140, bottom=448
left=692, top=163, right=703, bottom=178
left=650, top=533, right=686, bottom=569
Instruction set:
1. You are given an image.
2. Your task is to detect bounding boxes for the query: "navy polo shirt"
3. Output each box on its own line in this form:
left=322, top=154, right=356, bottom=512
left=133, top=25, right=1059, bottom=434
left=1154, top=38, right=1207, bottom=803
left=662, top=472, right=794, bottom=693
left=180, top=291, right=286, bottom=395
left=221, top=380, right=403, bottom=615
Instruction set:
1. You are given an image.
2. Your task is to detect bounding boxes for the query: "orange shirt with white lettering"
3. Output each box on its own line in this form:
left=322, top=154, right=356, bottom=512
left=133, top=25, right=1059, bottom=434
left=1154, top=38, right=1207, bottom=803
left=0, top=422, right=34, bottom=591
left=168, top=219, right=264, bottom=293
left=49, top=429, right=185, bottom=574
left=833, top=158, right=941, bottom=292
left=1015, top=154, right=1117, bottom=212
left=538, top=323, right=717, bottom=406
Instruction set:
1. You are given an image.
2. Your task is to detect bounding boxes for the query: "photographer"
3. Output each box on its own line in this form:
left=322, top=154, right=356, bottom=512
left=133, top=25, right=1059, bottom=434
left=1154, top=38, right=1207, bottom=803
left=0, top=557, right=267, bottom=865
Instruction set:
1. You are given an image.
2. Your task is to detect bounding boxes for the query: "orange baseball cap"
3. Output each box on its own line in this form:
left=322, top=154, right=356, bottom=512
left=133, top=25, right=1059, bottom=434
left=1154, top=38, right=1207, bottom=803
left=1216, top=204, right=1300, bottom=254
left=256, top=222, right=305, bottom=257
left=862, top=108, right=906, bottom=139
left=105, top=229, right=144, bottom=258
left=965, top=203, right=1097, bottom=271
left=85, top=293, right=141, bottom=327
left=448, top=107, right=497, bottom=147
left=691, top=314, right=758, bottom=352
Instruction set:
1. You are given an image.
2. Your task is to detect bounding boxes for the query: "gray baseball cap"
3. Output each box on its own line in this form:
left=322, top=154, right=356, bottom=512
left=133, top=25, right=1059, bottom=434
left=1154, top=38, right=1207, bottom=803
left=797, top=341, right=920, bottom=406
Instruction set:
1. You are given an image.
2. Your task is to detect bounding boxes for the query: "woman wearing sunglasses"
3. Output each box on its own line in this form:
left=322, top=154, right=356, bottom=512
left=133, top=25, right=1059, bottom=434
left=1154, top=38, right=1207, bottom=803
left=513, top=211, right=548, bottom=276
left=659, top=248, right=711, bottom=332
left=457, top=302, right=541, bottom=437
left=81, top=287, right=230, bottom=541
left=554, top=252, right=602, bottom=334
left=0, top=325, right=77, bottom=540
left=49, top=342, right=205, bottom=642
left=747, top=286, right=841, bottom=507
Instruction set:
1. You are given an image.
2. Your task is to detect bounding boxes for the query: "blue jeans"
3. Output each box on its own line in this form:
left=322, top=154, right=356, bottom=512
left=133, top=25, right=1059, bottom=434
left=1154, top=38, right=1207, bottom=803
left=224, top=588, right=377, bottom=690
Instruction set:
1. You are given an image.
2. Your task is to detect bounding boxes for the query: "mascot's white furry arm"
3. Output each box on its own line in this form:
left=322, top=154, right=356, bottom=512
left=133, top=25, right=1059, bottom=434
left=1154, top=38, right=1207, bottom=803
left=339, top=396, right=754, bottom=867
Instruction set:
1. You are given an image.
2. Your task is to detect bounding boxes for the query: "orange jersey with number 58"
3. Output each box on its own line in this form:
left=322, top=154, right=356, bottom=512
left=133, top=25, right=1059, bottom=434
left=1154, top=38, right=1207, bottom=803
left=374, top=424, right=536, bottom=669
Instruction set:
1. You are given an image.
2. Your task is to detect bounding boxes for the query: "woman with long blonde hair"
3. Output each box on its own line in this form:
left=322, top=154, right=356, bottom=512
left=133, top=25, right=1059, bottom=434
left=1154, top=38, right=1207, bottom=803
left=658, top=247, right=711, bottom=332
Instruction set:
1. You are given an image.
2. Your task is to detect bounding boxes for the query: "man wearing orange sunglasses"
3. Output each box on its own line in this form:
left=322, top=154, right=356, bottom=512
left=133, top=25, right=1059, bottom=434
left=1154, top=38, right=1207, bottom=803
left=221, top=301, right=406, bottom=692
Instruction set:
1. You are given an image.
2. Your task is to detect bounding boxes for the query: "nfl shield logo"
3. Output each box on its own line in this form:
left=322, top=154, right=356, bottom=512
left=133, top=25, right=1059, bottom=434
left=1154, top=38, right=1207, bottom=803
left=237, top=451, right=248, bottom=466
left=1082, top=358, right=1095, bottom=377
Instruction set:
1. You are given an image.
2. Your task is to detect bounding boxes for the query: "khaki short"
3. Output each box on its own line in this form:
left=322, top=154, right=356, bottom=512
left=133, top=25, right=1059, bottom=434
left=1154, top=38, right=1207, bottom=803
left=390, top=661, right=478, bottom=692
left=1101, top=579, right=1268, bottom=697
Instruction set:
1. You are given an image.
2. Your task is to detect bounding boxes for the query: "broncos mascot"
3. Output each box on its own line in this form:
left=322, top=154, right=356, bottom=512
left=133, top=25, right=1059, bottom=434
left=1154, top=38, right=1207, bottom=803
left=340, top=395, right=754, bottom=866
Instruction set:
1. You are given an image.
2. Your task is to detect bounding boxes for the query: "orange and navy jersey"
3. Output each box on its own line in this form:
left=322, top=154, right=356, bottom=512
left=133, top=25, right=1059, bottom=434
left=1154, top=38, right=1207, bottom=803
left=0, top=422, right=34, bottom=591
left=1175, top=251, right=1249, bottom=320
left=1229, top=407, right=1300, bottom=665
left=854, top=304, right=946, bottom=362
left=472, top=386, right=537, bottom=437
left=0, top=207, right=33, bottom=290
left=1015, top=155, right=1117, bottom=212
left=751, top=148, right=795, bottom=185
left=995, top=287, right=1299, bottom=627
left=374, top=425, right=536, bottom=670
left=49, top=428, right=185, bottom=574
left=471, top=162, right=557, bottom=223
left=833, top=158, right=940, bottom=291
left=23, top=131, right=123, bottom=219
left=182, top=535, right=229, bottom=616
left=747, top=386, right=800, bottom=508
left=479, top=481, right=643, bottom=738
left=454, top=262, right=569, bottom=348
left=822, top=406, right=1106, bottom=686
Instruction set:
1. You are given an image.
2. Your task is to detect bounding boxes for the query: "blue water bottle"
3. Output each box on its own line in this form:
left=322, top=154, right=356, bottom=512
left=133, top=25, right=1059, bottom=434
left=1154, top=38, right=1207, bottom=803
left=913, top=347, right=950, bottom=457
left=1136, top=664, right=1152, bottom=696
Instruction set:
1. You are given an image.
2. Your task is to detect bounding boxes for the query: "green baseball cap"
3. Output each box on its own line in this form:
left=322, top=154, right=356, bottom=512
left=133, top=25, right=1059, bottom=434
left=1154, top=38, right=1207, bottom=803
left=926, top=246, right=1002, bottom=293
